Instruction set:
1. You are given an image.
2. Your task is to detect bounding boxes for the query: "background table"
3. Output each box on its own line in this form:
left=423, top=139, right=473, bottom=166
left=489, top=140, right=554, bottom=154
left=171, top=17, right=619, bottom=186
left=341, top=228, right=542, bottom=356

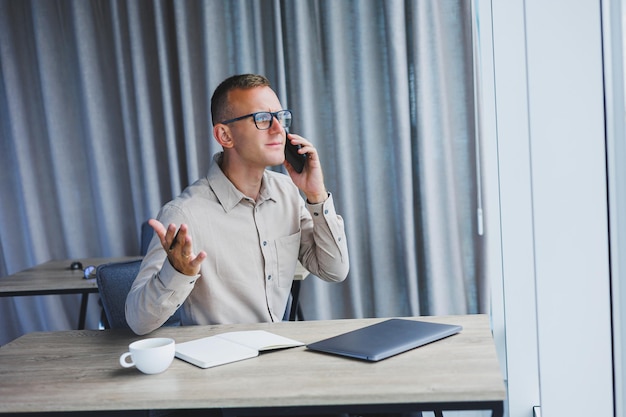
left=0, top=256, right=140, bottom=329
left=0, top=314, right=505, bottom=416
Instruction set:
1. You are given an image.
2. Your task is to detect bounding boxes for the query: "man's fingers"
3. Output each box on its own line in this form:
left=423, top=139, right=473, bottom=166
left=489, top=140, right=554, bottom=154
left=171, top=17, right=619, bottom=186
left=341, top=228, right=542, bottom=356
left=148, top=219, right=167, bottom=237
left=150, top=221, right=201, bottom=276
left=190, top=251, right=207, bottom=268
left=168, top=228, right=181, bottom=251
left=166, top=223, right=189, bottom=251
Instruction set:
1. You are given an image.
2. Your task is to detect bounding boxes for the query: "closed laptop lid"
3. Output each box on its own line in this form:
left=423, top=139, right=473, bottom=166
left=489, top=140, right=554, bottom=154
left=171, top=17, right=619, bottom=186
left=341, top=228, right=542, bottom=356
left=306, top=318, right=462, bottom=362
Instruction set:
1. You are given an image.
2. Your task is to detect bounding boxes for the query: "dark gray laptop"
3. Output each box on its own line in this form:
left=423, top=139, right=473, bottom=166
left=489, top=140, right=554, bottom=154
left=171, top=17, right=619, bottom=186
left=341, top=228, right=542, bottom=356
left=306, top=318, right=462, bottom=362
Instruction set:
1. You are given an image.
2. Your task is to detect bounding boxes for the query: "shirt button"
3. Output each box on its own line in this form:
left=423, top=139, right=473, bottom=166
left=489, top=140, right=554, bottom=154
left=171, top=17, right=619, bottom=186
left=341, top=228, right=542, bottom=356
left=313, top=212, right=319, bottom=216
left=324, top=209, right=328, bottom=215
left=263, top=241, right=267, bottom=246
left=267, top=275, right=272, bottom=280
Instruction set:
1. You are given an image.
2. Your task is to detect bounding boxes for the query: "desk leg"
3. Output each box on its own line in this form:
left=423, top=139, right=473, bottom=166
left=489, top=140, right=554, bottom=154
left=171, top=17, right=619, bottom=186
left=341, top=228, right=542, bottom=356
left=78, top=293, right=89, bottom=329
left=493, top=401, right=505, bottom=417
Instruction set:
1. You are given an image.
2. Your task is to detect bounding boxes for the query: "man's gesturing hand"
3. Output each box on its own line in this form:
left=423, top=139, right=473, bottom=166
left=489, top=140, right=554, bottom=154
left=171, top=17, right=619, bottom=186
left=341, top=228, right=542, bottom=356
left=148, top=219, right=207, bottom=276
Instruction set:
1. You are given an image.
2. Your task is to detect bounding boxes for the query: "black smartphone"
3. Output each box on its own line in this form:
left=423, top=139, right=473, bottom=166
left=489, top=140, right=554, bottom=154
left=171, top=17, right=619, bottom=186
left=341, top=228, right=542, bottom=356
left=284, top=130, right=307, bottom=173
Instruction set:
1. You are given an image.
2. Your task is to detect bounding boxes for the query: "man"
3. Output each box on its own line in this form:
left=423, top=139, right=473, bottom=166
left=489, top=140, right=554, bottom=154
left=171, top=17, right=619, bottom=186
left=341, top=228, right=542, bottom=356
left=126, top=74, right=349, bottom=335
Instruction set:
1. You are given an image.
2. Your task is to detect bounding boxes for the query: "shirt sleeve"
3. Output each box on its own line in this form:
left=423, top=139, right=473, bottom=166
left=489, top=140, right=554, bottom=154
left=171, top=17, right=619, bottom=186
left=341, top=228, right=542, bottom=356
left=299, top=192, right=350, bottom=282
left=125, top=205, right=199, bottom=335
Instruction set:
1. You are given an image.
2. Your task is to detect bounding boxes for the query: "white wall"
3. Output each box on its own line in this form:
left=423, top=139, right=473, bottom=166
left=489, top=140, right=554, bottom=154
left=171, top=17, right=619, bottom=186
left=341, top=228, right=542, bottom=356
left=477, top=0, right=615, bottom=416
left=475, top=0, right=540, bottom=415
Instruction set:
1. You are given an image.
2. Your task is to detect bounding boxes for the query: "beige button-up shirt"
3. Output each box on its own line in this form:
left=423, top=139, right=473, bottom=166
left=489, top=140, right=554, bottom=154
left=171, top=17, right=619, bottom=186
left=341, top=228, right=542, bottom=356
left=126, top=153, right=349, bottom=335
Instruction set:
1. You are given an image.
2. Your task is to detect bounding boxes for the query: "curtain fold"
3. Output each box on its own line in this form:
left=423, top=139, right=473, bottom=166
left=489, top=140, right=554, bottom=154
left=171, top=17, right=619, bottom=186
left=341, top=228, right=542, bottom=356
left=0, top=0, right=484, bottom=345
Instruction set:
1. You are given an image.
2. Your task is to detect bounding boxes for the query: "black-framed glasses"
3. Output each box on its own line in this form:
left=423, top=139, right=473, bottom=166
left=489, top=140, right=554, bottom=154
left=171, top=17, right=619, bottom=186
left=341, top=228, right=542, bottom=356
left=219, top=110, right=292, bottom=130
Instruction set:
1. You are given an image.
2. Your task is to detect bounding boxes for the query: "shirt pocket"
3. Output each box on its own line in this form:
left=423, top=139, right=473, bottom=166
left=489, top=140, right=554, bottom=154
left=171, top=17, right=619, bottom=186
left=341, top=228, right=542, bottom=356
left=275, top=231, right=301, bottom=288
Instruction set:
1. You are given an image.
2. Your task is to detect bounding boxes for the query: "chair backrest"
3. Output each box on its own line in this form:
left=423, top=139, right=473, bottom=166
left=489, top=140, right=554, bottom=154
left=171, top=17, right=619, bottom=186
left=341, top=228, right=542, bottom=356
left=285, top=261, right=309, bottom=321
left=140, top=221, right=154, bottom=256
left=96, top=259, right=181, bottom=329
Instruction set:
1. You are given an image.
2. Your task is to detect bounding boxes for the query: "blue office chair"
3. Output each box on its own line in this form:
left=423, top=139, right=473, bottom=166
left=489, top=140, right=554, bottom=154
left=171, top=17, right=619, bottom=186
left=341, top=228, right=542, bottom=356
left=285, top=262, right=308, bottom=321
left=96, top=259, right=181, bottom=330
left=140, top=221, right=153, bottom=256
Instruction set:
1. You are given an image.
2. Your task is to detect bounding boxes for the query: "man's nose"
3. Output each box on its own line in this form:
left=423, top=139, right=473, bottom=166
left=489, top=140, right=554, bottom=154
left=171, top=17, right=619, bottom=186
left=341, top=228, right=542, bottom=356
left=269, top=115, right=285, bottom=133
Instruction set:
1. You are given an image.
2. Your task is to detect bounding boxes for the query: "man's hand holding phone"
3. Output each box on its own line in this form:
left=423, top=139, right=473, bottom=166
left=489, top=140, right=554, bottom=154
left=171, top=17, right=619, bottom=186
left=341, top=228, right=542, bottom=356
left=284, top=132, right=328, bottom=204
left=284, top=129, right=307, bottom=173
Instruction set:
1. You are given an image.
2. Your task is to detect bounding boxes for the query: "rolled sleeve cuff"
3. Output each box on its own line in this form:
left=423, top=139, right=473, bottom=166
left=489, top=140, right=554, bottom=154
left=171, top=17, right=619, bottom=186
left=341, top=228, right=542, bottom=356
left=306, top=192, right=334, bottom=220
left=305, top=192, right=347, bottom=255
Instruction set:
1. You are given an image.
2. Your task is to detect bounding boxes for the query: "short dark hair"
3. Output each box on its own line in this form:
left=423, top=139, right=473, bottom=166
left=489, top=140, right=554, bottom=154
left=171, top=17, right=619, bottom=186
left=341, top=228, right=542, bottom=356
left=210, top=74, right=271, bottom=126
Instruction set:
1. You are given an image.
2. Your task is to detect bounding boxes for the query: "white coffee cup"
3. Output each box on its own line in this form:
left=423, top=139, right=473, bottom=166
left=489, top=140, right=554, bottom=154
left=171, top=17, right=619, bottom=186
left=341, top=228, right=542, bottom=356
left=119, top=337, right=175, bottom=374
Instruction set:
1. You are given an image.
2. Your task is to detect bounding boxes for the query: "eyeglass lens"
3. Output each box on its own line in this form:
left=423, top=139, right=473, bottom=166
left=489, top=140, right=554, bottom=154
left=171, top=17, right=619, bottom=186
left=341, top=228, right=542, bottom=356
left=254, top=111, right=292, bottom=130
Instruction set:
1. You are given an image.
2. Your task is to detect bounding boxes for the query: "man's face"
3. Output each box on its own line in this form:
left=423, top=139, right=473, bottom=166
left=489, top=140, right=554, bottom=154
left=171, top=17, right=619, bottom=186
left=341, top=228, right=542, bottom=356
left=223, top=86, right=287, bottom=169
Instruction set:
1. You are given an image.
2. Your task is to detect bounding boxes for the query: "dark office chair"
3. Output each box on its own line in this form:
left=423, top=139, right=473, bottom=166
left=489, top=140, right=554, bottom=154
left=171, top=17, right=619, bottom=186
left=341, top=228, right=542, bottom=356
left=140, top=221, right=153, bottom=256
left=96, top=259, right=181, bottom=330
left=140, top=220, right=306, bottom=321
left=285, top=262, right=308, bottom=321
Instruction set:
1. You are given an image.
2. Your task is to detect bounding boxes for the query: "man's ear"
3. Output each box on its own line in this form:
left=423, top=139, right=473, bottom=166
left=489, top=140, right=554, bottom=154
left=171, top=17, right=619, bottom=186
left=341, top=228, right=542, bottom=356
left=214, top=124, right=234, bottom=148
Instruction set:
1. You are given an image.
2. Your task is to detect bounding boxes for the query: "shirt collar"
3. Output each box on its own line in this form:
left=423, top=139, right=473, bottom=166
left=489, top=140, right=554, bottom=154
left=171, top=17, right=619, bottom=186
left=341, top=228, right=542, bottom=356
left=207, top=152, right=277, bottom=212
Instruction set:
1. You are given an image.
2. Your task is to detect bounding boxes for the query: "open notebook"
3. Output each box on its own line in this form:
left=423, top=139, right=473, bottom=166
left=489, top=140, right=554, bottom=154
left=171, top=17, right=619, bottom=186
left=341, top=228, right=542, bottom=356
left=175, top=330, right=304, bottom=369
left=306, top=318, right=462, bottom=362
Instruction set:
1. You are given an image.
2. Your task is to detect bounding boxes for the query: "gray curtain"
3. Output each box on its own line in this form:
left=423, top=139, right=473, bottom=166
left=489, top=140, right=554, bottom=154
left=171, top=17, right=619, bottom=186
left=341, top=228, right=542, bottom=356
left=0, top=0, right=484, bottom=345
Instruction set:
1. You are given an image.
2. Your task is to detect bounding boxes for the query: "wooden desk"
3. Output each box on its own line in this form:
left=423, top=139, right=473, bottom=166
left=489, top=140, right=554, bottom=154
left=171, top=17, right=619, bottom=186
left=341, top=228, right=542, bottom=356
left=0, top=315, right=505, bottom=416
left=0, top=256, right=141, bottom=329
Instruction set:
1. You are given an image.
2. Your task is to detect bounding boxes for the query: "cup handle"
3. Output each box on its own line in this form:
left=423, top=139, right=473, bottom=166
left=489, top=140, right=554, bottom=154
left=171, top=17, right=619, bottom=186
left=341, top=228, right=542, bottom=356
left=119, top=352, right=135, bottom=368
